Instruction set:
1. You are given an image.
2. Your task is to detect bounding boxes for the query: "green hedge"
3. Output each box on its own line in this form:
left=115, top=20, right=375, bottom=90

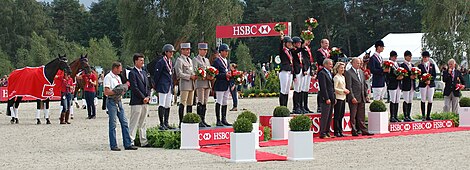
left=146, top=127, right=181, bottom=149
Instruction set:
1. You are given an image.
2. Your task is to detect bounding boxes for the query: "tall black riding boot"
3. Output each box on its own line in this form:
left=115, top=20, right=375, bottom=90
left=158, top=106, right=166, bottom=130
left=282, top=94, right=289, bottom=106
left=178, top=104, right=185, bottom=126
left=403, top=102, right=411, bottom=122
left=426, top=103, right=433, bottom=121
left=407, top=103, right=415, bottom=121
left=390, top=103, right=397, bottom=122
left=394, top=103, right=401, bottom=122
left=292, top=92, right=300, bottom=114
left=316, top=94, right=321, bottom=113
left=197, top=103, right=204, bottom=127
left=221, top=105, right=232, bottom=126
left=202, top=104, right=211, bottom=127
left=187, top=105, right=193, bottom=113
left=215, top=103, right=223, bottom=126
left=420, top=102, right=426, bottom=121
left=303, top=92, right=313, bottom=113
left=164, top=108, right=175, bottom=129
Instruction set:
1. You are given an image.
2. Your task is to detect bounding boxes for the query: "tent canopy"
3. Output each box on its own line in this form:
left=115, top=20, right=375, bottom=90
left=358, top=33, right=425, bottom=63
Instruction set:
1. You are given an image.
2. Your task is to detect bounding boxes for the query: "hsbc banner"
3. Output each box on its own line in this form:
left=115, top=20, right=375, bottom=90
left=389, top=120, right=454, bottom=132
left=199, top=126, right=265, bottom=146
left=260, top=113, right=352, bottom=136
left=309, top=78, right=319, bottom=93
left=0, top=87, right=60, bottom=102
left=216, top=22, right=291, bottom=38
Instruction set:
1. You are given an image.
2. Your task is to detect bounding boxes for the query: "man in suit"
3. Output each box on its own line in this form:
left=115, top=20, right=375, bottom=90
left=368, top=40, right=389, bottom=100
left=400, top=51, right=416, bottom=122
left=443, top=59, right=465, bottom=114
left=315, top=39, right=331, bottom=113
left=128, top=53, right=151, bottom=147
left=318, top=58, right=335, bottom=138
left=346, top=58, right=374, bottom=136
left=213, top=43, right=232, bottom=126
left=175, top=43, right=197, bottom=126
left=154, top=44, right=176, bottom=130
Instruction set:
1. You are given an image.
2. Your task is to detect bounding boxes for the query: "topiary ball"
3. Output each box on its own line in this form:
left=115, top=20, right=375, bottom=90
left=182, top=113, right=201, bottom=123
left=289, top=115, right=312, bottom=131
left=369, top=100, right=387, bottom=112
left=233, top=118, right=253, bottom=133
left=459, top=97, right=470, bottom=107
left=237, top=111, right=257, bottom=123
left=273, top=106, right=290, bottom=117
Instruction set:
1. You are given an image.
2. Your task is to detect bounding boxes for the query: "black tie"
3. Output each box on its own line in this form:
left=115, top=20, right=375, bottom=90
left=186, top=57, right=190, bottom=63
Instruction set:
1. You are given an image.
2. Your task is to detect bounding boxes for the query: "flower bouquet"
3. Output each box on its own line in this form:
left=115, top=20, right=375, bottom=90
left=330, top=47, right=341, bottom=56
left=195, top=67, right=206, bottom=79
left=395, top=67, right=408, bottom=77
left=206, top=66, right=218, bottom=80
left=300, top=30, right=314, bottom=41
left=410, top=67, right=421, bottom=76
left=231, top=70, right=244, bottom=85
left=274, top=23, right=286, bottom=33
left=382, top=60, right=394, bottom=69
left=456, top=84, right=465, bottom=90
left=420, top=73, right=433, bottom=82
left=305, top=17, right=319, bottom=30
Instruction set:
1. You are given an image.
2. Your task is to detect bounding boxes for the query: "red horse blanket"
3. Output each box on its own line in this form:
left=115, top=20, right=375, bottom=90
left=8, top=66, right=63, bottom=100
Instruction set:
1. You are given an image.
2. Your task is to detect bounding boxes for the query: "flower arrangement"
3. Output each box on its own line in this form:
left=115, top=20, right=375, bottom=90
left=274, top=23, right=286, bottom=32
left=305, top=17, right=319, bottom=29
left=410, top=67, right=421, bottom=76
left=420, top=73, right=433, bottom=82
left=231, top=70, right=244, bottom=85
left=300, top=30, right=314, bottom=41
left=205, top=66, right=218, bottom=77
left=329, top=47, right=341, bottom=56
left=456, top=84, right=465, bottom=90
left=395, top=67, right=408, bottom=77
left=382, top=60, right=394, bottom=69
left=195, top=67, right=206, bottom=79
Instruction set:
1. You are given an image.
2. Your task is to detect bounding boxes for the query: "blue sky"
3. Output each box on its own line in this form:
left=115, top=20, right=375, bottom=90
left=38, top=0, right=98, bottom=8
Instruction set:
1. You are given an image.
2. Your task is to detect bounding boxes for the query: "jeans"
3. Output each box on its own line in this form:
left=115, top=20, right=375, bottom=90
left=85, top=91, right=96, bottom=117
left=61, top=92, right=72, bottom=112
left=230, top=85, right=238, bottom=107
left=107, top=98, right=132, bottom=149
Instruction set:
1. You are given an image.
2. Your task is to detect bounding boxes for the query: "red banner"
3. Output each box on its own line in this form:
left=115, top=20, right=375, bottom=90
left=309, top=78, right=319, bottom=93
left=216, top=22, right=290, bottom=38
left=199, top=126, right=265, bottom=146
left=389, top=120, right=454, bottom=132
left=0, top=87, right=60, bottom=102
left=260, top=113, right=352, bottom=136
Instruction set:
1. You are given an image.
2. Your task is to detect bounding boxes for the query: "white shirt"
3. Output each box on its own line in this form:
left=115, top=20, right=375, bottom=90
left=104, top=71, right=122, bottom=92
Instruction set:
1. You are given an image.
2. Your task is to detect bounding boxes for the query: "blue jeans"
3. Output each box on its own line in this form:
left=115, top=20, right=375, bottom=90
left=107, top=98, right=132, bottom=149
left=230, top=85, right=238, bottom=107
left=61, top=92, right=72, bottom=112
left=85, top=91, right=96, bottom=117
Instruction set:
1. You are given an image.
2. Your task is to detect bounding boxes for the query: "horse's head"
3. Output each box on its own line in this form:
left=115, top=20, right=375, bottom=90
left=80, top=54, right=90, bottom=70
left=58, top=54, right=71, bottom=73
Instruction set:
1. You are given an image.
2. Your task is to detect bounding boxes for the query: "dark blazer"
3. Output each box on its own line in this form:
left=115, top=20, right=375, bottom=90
left=292, top=48, right=303, bottom=75
left=318, top=68, right=335, bottom=102
left=443, top=69, right=465, bottom=97
left=368, top=53, right=385, bottom=88
left=386, top=65, right=401, bottom=90
left=153, top=57, right=173, bottom=94
left=213, top=57, right=230, bottom=91
left=417, top=62, right=437, bottom=88
left=345, top=68, right=368, bottom=103
left=400, top=62, right=416, bottom=91
left=279, top=41, right=293, bottom=72
left=129, top=67, right=151, bottom=105
left=301, top=46, right=314, bottom=74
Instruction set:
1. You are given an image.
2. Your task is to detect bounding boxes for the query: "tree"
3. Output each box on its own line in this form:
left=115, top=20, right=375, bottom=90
left=27, top=32, right=51, bottom=67
left=89, top=0, right=121, bottom=48
left=87, top=36, right=118, bottom=71
left=420, top=0, right=470, bottom=65
left=0, top=48, right=13, bottom=76
left=51, top=0, right=90, bottom=46
left=234, top=42, right=254, bottom=71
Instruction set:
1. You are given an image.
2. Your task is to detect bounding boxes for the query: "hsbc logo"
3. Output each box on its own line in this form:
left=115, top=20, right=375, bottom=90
left=199, top=133, right=211, bottom=141
left=258, top=25, right=271, bottom=34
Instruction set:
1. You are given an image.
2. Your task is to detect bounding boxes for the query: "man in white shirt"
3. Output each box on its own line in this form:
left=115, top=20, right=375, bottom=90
left=104, top=62, right=137, bottom=151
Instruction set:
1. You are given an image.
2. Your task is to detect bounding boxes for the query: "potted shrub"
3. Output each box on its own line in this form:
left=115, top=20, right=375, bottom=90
left=180, top=113, right=201, bottom=149
left=237, top=111, right=259, bottom=149
left=288, top=115, right=314, bottom=161
left=230, top=118, right=256, bottom=163
left=271, top=106, right=292, bottom=140
left=368, top=100, right=389, bottom=134
left=459, top=97, right=470, bottom=127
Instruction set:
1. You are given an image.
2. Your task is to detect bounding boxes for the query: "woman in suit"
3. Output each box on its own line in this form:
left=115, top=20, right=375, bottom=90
left=333, top=62, right=349, bottom=137
left=400, top=51, right=416, bottom=122
left=387, top=51, right=403, bottom=122
left=417, top=51, right=437, bottom=121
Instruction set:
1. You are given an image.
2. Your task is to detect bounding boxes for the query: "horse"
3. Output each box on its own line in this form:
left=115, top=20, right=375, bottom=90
left=6, top=54, right=71, bottom=124
left=70, top=54, right=98, bottom=109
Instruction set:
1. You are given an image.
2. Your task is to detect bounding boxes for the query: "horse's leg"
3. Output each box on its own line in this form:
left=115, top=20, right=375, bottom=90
left=35, top=99, right=42, bottom=124
left=7, top=98, right=14, bottom=124
left=14, top=97, right=22, bottom=124
left=81, top=90, right=87, bottom=109
left=44, top=99, right=51, bottom=124
left=73, top=87, right=80, bottom=108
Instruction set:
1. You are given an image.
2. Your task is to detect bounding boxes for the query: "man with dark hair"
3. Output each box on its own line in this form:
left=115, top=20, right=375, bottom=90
left=129, top=53, right=151, bottom=147
left=104, top=62, right=137, bottom=151
left=369, top=40, right=389, bottom=100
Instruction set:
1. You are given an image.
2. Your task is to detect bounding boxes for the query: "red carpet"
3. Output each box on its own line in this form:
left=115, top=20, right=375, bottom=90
left=199, top=144, right=287, bottom=162
left=260, top=127, right=470, bottom=147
